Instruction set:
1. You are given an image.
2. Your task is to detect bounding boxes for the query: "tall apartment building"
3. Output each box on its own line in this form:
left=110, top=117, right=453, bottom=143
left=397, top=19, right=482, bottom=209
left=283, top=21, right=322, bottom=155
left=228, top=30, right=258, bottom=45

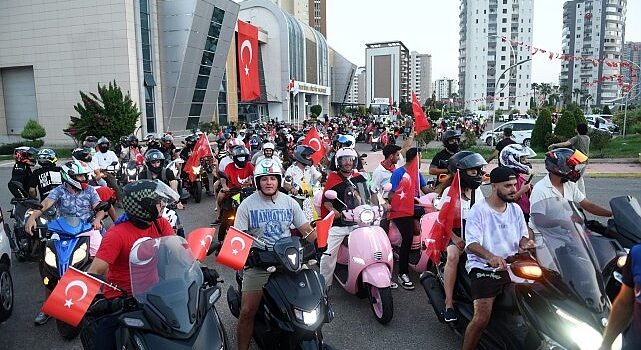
left=347, top=66, right=365, bottom=104
left=622, top=41, right=640, bottom=103
left=434, top=78, right=459, bottom=101
left=409, top=51, right=433, bottom=104
left=458, top=0, right=534, bottom=112
left=365, top=41, right=410, bottom=107
left=271, top=0, right=326, bottom=37
left=560, top=0, right=627, bottom=106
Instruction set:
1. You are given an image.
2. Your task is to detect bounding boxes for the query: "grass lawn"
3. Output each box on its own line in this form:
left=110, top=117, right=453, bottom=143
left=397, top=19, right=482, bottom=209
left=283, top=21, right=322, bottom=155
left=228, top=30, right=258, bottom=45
left=593, top=134, right=641, bottom=158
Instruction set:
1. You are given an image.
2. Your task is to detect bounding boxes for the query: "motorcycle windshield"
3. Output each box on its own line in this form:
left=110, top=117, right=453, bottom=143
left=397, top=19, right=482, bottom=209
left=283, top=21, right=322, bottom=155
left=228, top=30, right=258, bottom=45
left=531, top=198, right=606, bottom=313
left=341, top=176, right=373, bottom=209
left=129, top=236, right=204, bottom=333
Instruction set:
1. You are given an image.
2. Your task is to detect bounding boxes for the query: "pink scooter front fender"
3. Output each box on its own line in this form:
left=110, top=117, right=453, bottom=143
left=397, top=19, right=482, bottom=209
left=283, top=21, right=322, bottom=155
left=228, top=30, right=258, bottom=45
left=361, top=263, right=393, bottom=289
left=340, top=226, right=394, bottom=294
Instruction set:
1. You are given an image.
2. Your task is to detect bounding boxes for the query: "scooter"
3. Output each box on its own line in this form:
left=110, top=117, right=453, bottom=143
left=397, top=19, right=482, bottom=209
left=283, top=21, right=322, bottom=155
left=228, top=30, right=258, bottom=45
left=120, top=160, right=139, bottom=186
left=387, top=193, right=439, bottom=273
left=420, top=198, right=624, bottom=350
left=215, top=171, right=255, bottom=242
left=227, top=236, right=333, bottom=349
left=324, top=189, right=395, bottom=324
left=83, top=235, right=227, bottom=350
left=41, top=201, right=111, bottom=340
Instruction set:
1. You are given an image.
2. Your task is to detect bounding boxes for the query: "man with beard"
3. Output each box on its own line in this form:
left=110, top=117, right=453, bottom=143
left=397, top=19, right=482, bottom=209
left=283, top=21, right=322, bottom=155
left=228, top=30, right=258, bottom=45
left=429, top=130, right=461, bottom=175
left=461, top=167, right=534, bottom=350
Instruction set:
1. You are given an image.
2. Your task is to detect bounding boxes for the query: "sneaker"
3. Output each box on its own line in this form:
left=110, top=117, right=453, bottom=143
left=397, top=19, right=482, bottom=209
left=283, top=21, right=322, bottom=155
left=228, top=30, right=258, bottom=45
left=34, top=311, right=51, bottom=326
left=397, top=274, right=415, bottom=290
left=390, top=281, right=399, bottom=289
left=444, top=308, right=457, bottom=322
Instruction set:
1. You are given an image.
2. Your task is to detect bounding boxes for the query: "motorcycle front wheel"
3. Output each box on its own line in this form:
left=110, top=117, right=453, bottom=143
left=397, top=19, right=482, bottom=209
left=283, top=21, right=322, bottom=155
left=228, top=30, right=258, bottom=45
left=192, top=180, right=202, bottom=203
left=367, top=284, right=393, bottom=325
left=57, top=319, right=81, bottom=340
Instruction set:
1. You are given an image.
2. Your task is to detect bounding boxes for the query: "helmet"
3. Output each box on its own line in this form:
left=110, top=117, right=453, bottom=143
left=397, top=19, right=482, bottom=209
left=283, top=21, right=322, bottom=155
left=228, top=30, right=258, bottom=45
left=37, top=148, right=58, bottom=167
left=293, top=145, right=314, bottom=166
left=84, top=135, right=98, bottom=148
left=262, top=142, right=275, bottom=151
left=97, top=136, right=110, bottom=146
left=72, top=147, right=93, bottom=163
left=448, top=151, right=487, bottom=189
left=545, top=148, right=587, bottom=183
left=500, top=144, right=536, bottom=174
left=160, top=134, right=174, bottom=144
left=337, top=134, right=353, bottom=148
left=231, top=147, right=250, bottom=168
left=227, top=138, right=244, bottom=152
left=127, top=134, right=139, bottom=147
left=145, top=149, right=165, bottom=174
left=121, top=180, right=179, bottom=226
left=61, top=160, right=91, bottom=191
left=442, top=130, right=461, bottom=153
left=119, top=136, right=128, bottom=146
left=14, top=146, right=38, bottom=166
left=335, top=147, right=357, bottom=171
left=254, top=158, right=283, bottom=192
left=184, top=134, right=197, bottom=149
left=97, top=136, right=110, bottom=153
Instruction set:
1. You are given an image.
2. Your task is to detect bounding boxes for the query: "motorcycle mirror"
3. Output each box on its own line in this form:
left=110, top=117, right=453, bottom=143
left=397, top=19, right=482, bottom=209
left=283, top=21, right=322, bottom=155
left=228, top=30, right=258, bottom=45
left=382, top=183, right=393, bottom=192
left=94, top=201, right=112, bottom=213
left=324, top=190, right=338, bottom=200
left=110, top=161, right=118, bottom=166
left=359, top=153, right=368, bottom=159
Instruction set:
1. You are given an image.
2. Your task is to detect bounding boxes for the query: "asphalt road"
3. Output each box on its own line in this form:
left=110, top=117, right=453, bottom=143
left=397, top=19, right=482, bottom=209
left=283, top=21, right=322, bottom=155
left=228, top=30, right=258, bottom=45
left=0, top=145, right=640, bottom=350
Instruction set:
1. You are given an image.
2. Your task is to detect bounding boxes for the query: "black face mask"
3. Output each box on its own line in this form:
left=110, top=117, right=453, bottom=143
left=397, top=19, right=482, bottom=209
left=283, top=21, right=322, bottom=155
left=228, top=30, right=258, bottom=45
left=445, top=142, right=460, bottom=153
left=461, top=174, right=483, bottom=190
left=99, top=145, right=109, bottom=153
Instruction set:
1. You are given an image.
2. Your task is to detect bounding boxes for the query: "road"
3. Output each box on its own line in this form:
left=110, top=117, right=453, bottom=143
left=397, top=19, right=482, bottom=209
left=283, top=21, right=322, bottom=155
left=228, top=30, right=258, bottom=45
left=1, top=144, right=640, bottom=350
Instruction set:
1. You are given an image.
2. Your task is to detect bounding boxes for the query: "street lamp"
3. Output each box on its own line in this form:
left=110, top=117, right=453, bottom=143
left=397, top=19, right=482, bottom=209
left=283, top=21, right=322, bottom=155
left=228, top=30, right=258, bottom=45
left=621, top=58, right=641, bottom=138
left=487, top=34, right=518, bottom=147
left=489, top=58, right=532, bottom=146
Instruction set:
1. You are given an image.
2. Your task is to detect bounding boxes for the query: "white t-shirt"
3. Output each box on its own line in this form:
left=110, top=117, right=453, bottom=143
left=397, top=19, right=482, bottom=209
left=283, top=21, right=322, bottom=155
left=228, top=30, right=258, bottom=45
left=91, top=150, right=120, bottom=170
left=435, top=186, right=484, bottom=219
left=285, top=164, right=321, bottom=190
left=528, top=175, right=585, bottom=231
left=464, top=200, right=529, bottom=272
left=370, top=163, right=394, bottom=198
left=218, top=155, right=233, bottom=172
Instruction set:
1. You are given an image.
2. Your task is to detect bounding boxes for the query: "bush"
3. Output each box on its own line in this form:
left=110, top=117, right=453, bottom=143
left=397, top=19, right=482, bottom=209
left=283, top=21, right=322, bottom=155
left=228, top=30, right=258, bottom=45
left=629, top=122, right=641, bottom=135
left=0, top=140, right=44, bottom=155
left=460, top=129, right=478, bottom=150
left=21, top=119, right=46, bottom=141
left=554, top=109, right=578, bottom=140
left=612, top=106, right=641, bottom=134
left=589, top=129, right=612, bottom=157
left=602, top=105, right=612, bottom=115
left=310, top=105, right=322, bottom=118
left=545, top=133, right=565, bottom=149
left=415, top=128, right=436, bottom=147
left=531, top=108, right=553, bottom=150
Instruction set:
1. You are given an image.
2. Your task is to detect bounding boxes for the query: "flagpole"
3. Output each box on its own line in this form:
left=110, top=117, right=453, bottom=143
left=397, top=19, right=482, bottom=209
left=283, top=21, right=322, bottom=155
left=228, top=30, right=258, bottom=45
left=69, top=266, right=122, bottom=292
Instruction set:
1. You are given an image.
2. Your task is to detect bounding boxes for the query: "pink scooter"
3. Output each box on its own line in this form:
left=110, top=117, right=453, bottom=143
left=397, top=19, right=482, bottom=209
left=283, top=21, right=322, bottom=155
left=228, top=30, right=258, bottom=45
left=324, top=190, right=395, bottom=324
left=387, top=193, right=439, bottom=272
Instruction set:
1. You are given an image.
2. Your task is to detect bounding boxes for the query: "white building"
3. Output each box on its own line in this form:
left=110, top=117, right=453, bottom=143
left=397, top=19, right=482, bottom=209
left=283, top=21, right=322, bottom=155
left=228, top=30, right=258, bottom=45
left=434, top=78, right=459, bottom=101
left=410, top=51, right=432, bottom=104
left=365, top=41, right=410, bottom=107
left=560, top=0, right=628, bottom=106
left=347, top=66, right=365, bottom=105
left=458, top=0, right=533, bottom=112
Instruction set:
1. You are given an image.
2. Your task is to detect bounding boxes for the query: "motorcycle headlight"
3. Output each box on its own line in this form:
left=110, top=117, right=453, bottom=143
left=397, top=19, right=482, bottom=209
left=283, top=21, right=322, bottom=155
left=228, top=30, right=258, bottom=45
left=127, top=169, right=137, bottom=175
left=192, top=165, right=201, bottom=175
left=44, top=247, right=57, bottom=267
left=293, top=305, right=320, bottom=326
left=554, top=307, right=621, bottom=350
left=359, top=209, right=375, bottom=224
left=616, top=254, right=627, bottom=268
left=72, top=243, right=88, bottom=265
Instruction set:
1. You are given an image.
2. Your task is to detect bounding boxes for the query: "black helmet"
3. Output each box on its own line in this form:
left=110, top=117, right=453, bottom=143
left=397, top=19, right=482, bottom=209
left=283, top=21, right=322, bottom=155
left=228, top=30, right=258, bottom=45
left=14, top=146, right=38, bottom=166
left=448, top=151, right=487, bottom=189
left=121, top=180, right=179, bottom=227
left=145, top=149, right=165, bottom=174
left=72, top=147, right=93, bottom=163
left=97, top=136, right=110, bottom=146
left=293, top=145, right=314, bottom=166
left=160, top=134, right=174, bottom=144
left=37, top=148, right=58, bottom=167
left=184, top=135, right=197, bottom=149
left=545, top=148, right=587, bottom=183
left=231, top=147, right=250, bottom=168
left=442, top=130, right=461, bottom=153
left=97, top=136, right=110, bottom=153
left=119, top=136, right=128, bottom=146
left=127, top=134, right=139, bottom=147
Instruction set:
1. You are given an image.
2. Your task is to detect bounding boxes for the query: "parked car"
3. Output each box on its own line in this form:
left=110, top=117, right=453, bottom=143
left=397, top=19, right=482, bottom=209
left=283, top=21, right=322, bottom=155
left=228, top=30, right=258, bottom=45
left=481, top=119, right=537, bottom=147
left=586, top=115, right=618, bottom=133
left=0, top=204, right=14, bottom=322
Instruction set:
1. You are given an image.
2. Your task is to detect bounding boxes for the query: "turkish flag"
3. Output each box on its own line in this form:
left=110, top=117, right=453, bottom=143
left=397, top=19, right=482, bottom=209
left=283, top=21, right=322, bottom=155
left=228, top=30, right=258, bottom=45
left=132, top=147, right=144, bottom=165
left=412, top=91, right=430, bottom=133
left=187, top=227, right=216, bottom=262
left=388, top=155, right=419, bottom=220
left=41, top=267, right=105, bottom=326
left=237, top=20, right=260, bottom=102
left=302, top=127, right=325, bottom=165
left=426, top=171, right=462, bottom=263
left=216, top=226, right=255, bottom=270
left=315, top=211, right=334, bottom=249
left=184, top=134, right=213, bottom=182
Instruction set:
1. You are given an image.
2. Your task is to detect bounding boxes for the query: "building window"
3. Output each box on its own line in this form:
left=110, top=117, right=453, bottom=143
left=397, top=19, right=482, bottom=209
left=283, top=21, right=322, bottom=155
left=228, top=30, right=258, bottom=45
left=140, top=0, right=156, bottom=133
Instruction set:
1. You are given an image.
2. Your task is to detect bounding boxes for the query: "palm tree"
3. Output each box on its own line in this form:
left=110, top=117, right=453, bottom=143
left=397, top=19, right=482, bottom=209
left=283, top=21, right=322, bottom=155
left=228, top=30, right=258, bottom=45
left=583, top=93, right=593, bottom=113
left=451, top=92, right=459, bottom=111
left=540, top=83, right=552, bottom=107
left=573, top=88, right=582, bottom=105
left=558, top=85, right=570, bottom=108
left=531, top=82, right=539, bottom=109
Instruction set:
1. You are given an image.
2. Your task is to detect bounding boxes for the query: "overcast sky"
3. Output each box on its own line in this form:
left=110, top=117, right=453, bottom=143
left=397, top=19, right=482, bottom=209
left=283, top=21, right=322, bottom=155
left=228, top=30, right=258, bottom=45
left=326, top=0, right=641, bottom=84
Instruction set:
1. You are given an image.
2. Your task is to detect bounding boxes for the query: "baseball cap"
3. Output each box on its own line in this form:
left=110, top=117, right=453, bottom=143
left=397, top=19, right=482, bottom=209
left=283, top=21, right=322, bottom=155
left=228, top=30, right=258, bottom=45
left=490, top=166, right=517, bottom=183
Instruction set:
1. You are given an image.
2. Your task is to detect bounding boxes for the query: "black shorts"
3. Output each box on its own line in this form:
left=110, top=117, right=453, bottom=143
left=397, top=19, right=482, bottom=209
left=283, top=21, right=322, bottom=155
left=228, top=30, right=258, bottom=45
left=469, top=268, right=510, bottom=300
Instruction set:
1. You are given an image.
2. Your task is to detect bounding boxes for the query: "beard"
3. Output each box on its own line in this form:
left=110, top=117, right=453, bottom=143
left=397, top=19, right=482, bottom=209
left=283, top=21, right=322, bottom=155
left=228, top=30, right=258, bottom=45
left=497, top=191, right=517, bottom=203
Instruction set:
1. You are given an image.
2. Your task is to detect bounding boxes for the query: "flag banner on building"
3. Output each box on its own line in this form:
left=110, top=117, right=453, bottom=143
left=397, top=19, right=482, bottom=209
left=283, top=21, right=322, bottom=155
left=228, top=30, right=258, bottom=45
left=187, top=227, right=217, bottom=262
left=216, top=226, right=255, bottom=270
left=184, top=134, right=213, bottom=182
left=302, top=127, right=325, bottom=165
left=411, top=91, right=430, bottom=133
left=41, top=267, right=108, bottom=326
left=237, top=20, right=261, bottom=102
left=426, top=170, right=462, bottom=264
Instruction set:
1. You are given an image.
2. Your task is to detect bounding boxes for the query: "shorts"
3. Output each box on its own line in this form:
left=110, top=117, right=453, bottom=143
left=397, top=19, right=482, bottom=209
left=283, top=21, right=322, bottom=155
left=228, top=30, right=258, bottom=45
left=469, top=268, right=510, bottom=300
left=241, top=267, right=272, bottom=292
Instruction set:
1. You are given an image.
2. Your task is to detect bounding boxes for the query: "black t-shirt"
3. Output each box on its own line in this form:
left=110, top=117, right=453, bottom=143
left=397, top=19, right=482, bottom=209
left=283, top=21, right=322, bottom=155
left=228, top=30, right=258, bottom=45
left=29, top=166, right=62, bottom=200
left=430, top=149, right=455, bottom=170
left=10, top=163, right=32, bottom=192
left=324, top=172, right=370, bottom=227
left=622, top=246, right=641, bottom=349
left=138, top=166, right=176, bottom=185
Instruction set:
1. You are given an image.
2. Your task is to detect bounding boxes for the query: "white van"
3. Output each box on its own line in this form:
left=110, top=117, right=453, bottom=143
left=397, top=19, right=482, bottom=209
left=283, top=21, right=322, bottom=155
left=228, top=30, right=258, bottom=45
left=481, top=120, right=537, bottom=147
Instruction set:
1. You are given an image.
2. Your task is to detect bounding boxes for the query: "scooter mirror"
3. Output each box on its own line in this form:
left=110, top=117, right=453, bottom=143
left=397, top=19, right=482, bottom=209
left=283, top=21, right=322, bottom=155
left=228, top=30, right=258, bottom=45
left=110, top=161, right=118, bottom=166
left=382, top=183, right=393, bottom=192
left=324, top=190, right=338, bottom=200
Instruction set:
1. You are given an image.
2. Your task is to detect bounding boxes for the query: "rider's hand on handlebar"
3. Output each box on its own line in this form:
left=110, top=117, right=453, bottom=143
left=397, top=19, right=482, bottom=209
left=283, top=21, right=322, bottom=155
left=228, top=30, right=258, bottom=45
left=487, top=255, right=507, bottom=270
left=25, top=216, right=36, bottom=236
left=92, top=218, right=102, bottom=231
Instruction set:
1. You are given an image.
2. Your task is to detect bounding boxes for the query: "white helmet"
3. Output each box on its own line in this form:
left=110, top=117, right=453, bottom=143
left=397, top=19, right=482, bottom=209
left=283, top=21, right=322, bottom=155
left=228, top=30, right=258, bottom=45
left=500, top=144, right=536, bottom=174
left=262, top=142, right=275, bottom=151
left=335, top=147, right=358, bottom=171
left=254, top=158, right=283, bottom=192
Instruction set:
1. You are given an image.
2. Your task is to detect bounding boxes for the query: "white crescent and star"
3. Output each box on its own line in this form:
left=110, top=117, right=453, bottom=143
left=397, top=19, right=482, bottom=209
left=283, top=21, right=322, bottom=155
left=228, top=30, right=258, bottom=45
left=200, top=235, right=214, bottom=247
left=398, top=190, right=406, bottom=199
left=238, top=175, right=251, bottom=184
left=130, top=238, right=154, bottom=266
left=64, top=280, right=89, bottom=308
left=230, top=236, right=246, bottom=256
left=240, top=39, right=253, bottom=76
left=308, top=138, right=321, bottom=152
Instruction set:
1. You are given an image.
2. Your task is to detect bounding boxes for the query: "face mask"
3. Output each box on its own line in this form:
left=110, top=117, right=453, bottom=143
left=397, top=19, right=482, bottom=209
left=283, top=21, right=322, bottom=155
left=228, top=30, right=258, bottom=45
left=99, top=145, right=109, bottom=153
left=445, top=142, right=460, bottom=153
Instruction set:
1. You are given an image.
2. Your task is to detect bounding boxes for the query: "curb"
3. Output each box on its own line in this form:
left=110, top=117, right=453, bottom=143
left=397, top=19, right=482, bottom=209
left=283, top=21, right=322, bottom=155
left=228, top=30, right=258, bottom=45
left=586, top=172, right=641, bottom=178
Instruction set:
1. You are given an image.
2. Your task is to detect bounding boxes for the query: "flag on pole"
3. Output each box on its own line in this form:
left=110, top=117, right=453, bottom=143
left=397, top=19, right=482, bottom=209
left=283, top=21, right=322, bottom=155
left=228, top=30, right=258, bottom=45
left=216, top=226, right=255, bottom=270
left=315, top=211, right=334, bottom=249
left=187, top=227, right=217, bottom=262
left=183, top=134, right=213, bottom=182
left=302, top=127, right=325, bottom=165
left=412, top=91, right=431, bottom=133
left=426, top=170, right=462, bottom=263
left=388, top=155, right=420, bottom=220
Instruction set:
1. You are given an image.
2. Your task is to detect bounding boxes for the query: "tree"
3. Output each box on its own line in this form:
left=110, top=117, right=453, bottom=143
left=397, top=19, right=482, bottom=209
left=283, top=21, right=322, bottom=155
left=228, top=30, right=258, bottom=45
left=531, top=82, right=539, bottom=109
left=589, top=129, right=612, bottom=157
left=494, top=108, right=505, bottom=117
left=572, top=88, right=582, bottom=104
left=509, top=108, right=520, bottom=115
left=399, top=100, right=413, bottom=116
left=310, top=104, right=322, bottom=118
left=602, top=105, right=612, bottom=115
left=539, top=83, right=552, bottom=106
left=21, top=119, right=46, bottom=148
left=613, top=106, right=641, bottom=135
left=531, top=108, right=553, bottom=150
left=68, top=81, right=140, bottom=143
left=554, top=109, right=578, bottom=140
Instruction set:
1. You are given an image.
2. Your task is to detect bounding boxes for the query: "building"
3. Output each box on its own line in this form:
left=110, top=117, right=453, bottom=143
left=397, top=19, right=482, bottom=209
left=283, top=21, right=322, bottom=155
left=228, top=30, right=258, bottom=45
left=365, top=41, right=410, bottom=108
left=0, top=0, right=239, bottom=144
left=458, top=0, right=534, bottom=112
left=228, top=0, right=353, bottom=125
left=409, top=51, right=432, bottom=105
left=271, top=0, right=326, bottom=37
left=622, top=41, right=640, bottom=103
left=560, top=0, right=627, bottom=106
left=347, top=66, right=365, bottom=105
left=434, top=78, right=459, bottom=101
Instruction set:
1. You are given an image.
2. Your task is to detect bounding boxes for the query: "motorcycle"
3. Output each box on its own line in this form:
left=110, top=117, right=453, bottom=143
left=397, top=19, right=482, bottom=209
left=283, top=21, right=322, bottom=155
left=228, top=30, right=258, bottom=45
left=120, top=160, right=140, bottom=186
left=226, top=236, right=334, bottom=349
left=7, top=181, right=54, bottom=262
left=420, top=198, right=623, bottom=350
left=41, top=201, right=111, bottom=339
left=82, top=235, right=227, bottom=350
left=324, top=189, right=395, bottom=324
left=369, top=130, right=381, bottom=151
left=183, top=161, right=204, bottom=203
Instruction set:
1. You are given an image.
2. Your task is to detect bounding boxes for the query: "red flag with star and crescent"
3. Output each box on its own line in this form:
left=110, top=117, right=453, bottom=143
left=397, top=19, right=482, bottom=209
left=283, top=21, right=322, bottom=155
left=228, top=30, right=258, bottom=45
left=412, top=91, right=431, bottom=133
left=184, top=134, right=213, bottom=182
left=216, top=226, right=255, bottom=270
left=237, top=20, right=260, bottom=102
left=388, top=155, right=420, bottom=220
left=426, top=170, right=462, bottom=263
left=41, top=267, right=106, bottom=326
left=187, top=227, right=217, bottom=262
left=302, top=127, right=325, bottom=165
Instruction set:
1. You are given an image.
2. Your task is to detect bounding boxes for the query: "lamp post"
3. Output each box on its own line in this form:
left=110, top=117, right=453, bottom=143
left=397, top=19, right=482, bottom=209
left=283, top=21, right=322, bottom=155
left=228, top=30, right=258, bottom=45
left=620, top=58, right=641, bottom=138
left=487, top=34, right=517, bottom=147
left=489, top=58, right=532, bottom=146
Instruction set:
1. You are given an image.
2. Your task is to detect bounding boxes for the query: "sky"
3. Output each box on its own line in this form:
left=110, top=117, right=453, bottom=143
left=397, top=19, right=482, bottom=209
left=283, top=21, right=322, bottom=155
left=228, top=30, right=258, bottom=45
left=326, top=0, right=641, bottom=85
